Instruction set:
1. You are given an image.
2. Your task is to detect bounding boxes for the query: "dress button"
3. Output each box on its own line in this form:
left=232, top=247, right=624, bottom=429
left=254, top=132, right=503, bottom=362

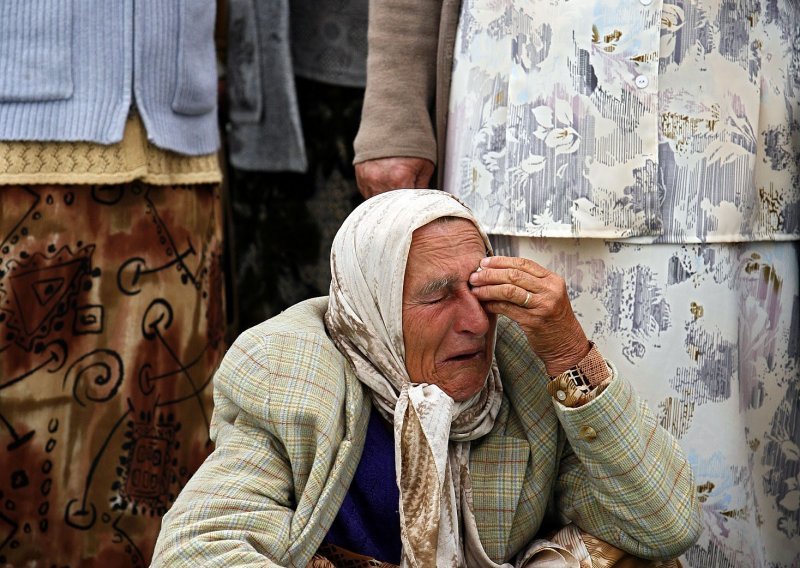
left=635, top=75, right=649, bottom=89
left=579, top=425, right=597, bottom=441
left=556, top=390, right=567, bottom=401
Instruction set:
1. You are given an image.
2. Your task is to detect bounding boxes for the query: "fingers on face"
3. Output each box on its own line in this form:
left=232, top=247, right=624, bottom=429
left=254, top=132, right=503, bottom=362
left=471, top=281, right=533, bottom=310
left=481, top=298, right=529, bottom=318
left=470, top=265, right=537, bottom=296
left=470, top=257, right=568, bottom=314
left=480, top=255, right=550, bottom=278
left=471, top=270, right=566, bottom=311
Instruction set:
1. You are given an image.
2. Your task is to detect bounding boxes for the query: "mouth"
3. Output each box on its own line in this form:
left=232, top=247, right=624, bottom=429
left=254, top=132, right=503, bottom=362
left=443, top=348, right=484, bottom=363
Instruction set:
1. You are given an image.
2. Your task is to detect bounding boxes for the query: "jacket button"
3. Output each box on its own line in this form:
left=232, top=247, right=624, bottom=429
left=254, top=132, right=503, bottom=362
left=579, top=425, right=597, bottom=441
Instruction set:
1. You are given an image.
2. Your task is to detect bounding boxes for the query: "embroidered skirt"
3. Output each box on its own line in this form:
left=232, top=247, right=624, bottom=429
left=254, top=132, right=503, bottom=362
left=502, top=237, right=800, bottom=567
left=0, top=183, right=225, bottom=566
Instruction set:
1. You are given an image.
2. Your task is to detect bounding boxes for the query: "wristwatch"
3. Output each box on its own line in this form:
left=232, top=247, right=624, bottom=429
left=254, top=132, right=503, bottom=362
left=545, top=343, right=611, bottom=408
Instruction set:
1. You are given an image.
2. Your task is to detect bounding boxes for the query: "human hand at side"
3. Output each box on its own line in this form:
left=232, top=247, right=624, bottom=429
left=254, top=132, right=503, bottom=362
left=469, top=256, right=590, bottom=376
left=355, top=157, right=435, bottom=199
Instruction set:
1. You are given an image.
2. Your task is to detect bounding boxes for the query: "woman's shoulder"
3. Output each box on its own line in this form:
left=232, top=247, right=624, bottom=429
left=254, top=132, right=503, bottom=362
left=216, top=297, right=352, bottom=412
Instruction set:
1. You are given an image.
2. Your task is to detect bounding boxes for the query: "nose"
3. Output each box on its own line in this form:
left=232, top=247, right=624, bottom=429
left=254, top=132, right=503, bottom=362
left=454, top=289, right=490, bottom=336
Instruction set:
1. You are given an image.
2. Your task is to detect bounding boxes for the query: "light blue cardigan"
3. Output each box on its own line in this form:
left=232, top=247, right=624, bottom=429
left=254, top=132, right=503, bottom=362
left=0, top=0, right=219, bottom=156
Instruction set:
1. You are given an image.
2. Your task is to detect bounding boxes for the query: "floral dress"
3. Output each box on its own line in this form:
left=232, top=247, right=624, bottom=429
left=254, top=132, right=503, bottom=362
left=445, top=1, right=799, bottom=566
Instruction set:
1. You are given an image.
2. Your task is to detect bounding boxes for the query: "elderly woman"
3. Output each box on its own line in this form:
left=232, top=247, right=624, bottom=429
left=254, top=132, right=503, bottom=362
left=152, top=190, right=701, bottom=567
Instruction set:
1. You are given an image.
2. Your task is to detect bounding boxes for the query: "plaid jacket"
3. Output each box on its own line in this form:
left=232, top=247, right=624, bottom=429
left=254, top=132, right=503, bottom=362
left=152, top=297, right=701, bottom=567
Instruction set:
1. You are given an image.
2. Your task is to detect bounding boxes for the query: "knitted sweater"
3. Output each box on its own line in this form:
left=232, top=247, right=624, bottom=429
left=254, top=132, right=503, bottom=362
left=0, top=0, right=219, bottom=156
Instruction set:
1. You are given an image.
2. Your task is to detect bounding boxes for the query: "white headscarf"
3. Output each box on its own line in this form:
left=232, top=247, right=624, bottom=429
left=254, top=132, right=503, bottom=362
left=325, top=189, right=504, bottom=567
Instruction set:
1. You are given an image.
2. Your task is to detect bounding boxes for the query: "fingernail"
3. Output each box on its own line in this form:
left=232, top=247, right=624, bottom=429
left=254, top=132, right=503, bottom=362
left=480, top=257, right=490, bottom=267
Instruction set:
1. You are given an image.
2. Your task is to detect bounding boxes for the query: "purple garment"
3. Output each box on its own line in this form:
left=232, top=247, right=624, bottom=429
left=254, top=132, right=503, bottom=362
left=323, top=407, right=402, bottom=564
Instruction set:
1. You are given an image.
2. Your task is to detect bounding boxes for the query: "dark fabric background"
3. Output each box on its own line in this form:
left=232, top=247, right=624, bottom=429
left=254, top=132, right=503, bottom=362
left=226, top=77, right=365, bottom=334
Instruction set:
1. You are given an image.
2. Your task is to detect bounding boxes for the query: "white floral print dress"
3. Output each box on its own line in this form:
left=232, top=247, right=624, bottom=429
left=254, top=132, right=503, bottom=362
left=445, top=1, right=800, bottom=566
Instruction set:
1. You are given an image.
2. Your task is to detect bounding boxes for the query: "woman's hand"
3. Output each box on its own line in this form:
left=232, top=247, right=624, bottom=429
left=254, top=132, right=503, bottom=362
left=469, top=256, right=590, bottom=376
left=355, top=157, right=435, bottom=199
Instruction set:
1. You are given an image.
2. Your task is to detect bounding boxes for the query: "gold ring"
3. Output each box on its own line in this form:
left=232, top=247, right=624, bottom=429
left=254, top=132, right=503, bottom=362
left=522, top=291, right=531, bottom=308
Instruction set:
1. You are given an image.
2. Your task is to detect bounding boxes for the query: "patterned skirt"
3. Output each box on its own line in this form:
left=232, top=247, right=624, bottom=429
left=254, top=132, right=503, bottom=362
left=0, top=183, right=225, bottom=566
left=502, top=237, right=800, bottom=568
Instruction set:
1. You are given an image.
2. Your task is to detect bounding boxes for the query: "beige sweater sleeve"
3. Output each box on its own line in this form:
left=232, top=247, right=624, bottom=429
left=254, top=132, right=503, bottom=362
left=353, top=0, right=442, bottom=165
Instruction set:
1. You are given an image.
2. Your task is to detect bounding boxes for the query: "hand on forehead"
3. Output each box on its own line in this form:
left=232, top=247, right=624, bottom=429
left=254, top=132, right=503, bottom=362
left=468, top=255, right=590, bottom=375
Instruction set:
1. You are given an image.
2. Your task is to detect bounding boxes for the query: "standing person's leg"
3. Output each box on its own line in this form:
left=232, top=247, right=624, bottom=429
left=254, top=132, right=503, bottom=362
left=0, top=183, right=225, bottom=566
left=229, top=77, right=365, bottom=332
left=508, top=237, right=799, bottom=567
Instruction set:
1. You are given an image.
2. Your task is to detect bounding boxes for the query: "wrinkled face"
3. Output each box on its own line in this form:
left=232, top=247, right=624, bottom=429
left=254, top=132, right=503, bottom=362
left=402, top=218, right=496, bottom=401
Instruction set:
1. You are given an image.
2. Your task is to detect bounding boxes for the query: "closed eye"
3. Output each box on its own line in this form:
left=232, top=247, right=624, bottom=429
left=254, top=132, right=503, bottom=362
left=417, top=276, right=458, bottom=304
left=422, top=292, right=449, bottom=305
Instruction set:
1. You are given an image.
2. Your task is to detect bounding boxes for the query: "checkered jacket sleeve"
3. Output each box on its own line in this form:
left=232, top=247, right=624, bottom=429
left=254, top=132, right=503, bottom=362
left=496, top=317, right=703, bottom=561
left=151, top=298, right=365, bottom=567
